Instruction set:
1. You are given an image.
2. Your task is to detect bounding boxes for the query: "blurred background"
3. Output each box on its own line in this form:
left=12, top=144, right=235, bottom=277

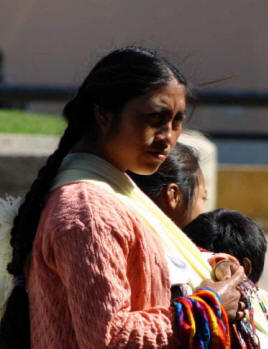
left=0, top=0, right=267, bottom=284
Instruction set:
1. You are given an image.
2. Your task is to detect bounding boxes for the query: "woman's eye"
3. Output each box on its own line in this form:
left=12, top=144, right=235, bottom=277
left=174, top=112, right=186, bottom=123
left=148, top=113, right=162, bottom=119
left=146, top=113, right=164, bottom=125
left=172, top=116, right=183, bottom=129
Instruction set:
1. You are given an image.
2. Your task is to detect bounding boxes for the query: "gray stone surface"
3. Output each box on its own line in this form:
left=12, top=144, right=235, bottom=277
left=0, top=134, right=59, bottom=197
left=0, top=134, right=59, bottom=156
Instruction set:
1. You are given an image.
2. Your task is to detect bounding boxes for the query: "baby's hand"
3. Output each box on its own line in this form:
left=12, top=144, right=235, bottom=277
left=200, top=266, right=245, bottom=321
left=213, top=260, right=240, bottom=281
left=208, top=253, right=241, bottom=281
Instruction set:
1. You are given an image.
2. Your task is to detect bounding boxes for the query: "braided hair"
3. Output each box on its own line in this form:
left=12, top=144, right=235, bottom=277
left=0, top=46, right=187, bottom=348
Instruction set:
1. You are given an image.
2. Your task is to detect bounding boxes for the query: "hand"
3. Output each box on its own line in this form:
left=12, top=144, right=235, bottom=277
left=236, top=300, right=247, bottom=321
left=200, top=266, right=245, bottom=322
left=213, top=260, right=240, bottom=281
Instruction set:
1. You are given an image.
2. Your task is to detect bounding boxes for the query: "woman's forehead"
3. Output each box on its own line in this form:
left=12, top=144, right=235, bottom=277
left=127, top=81, right=186, bottom=112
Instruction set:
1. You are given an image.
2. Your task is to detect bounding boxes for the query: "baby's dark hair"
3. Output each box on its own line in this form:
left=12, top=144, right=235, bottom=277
left=129, top=142, right=201, bottom=213
left=0, top=46, right=187, bottom=348
left=183, top=208, right=267, bottom=283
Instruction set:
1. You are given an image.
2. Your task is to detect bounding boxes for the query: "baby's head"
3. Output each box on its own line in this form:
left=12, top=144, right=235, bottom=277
left=184, top=208, right=267, bottom=283
left=129, top=142, right=207, bottom=229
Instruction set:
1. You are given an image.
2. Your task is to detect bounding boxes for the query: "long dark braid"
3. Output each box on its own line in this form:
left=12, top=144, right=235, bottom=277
left=0, top=122, right=84, bottom=348
left=9, top=125, right=82, bottom=273
left=0, top=46, right=187, bottom=349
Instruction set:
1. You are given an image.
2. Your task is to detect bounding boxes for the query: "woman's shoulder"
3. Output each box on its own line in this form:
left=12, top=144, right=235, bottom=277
left=41, top=181, right=139, bottom=237
left=47, top=181, right=123, bottom=211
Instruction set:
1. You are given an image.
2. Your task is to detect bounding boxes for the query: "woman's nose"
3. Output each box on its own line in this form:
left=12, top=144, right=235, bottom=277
left=155, top=123, right=173, bottom=143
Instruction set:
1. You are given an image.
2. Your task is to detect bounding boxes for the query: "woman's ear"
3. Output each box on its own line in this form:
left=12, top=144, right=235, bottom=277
left=94, top=105, right=114, bottom=135
left=242, top=257, right=252, bottom=277
left=165, top=183, right=181, bottom=211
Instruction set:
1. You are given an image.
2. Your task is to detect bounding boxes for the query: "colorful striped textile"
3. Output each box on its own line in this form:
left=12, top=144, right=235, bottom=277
left=173, top=287, right=230, bottom=349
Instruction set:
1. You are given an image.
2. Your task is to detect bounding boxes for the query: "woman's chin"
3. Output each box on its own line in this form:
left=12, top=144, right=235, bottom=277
left=128, top=163, right=162, bottom=176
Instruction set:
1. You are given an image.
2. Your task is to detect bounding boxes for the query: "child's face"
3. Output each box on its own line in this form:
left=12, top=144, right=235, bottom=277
left=159, top=169, right=207, bottom=229
left=189, top=171, right=207, bottom=223
left=180, top=170, right=207, bottom=229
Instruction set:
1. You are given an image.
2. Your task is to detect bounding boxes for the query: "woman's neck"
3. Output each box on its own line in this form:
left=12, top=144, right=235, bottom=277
left=71, top=137, right=97, bottom=154
left=71, top=137, right=126, bottom=172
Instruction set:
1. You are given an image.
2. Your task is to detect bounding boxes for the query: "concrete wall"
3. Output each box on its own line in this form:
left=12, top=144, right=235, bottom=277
left=1, top=0, right=268, bottom=133
left=0, top=134, right=58, bottom=197
left=217, top=165, right=268, bottom=289
left=1, top=0, right=267, bottom=88
left=218, top=165, right=268, bottom=233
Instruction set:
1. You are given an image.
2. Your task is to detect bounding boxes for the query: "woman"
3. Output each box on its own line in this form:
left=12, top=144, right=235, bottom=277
left=129, top=142, right=206, bottom=229
left=0, top=46, right=244, bottom=349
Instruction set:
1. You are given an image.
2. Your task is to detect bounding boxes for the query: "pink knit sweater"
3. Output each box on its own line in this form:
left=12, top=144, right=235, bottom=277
left=28, top=182, right=180, bottom=348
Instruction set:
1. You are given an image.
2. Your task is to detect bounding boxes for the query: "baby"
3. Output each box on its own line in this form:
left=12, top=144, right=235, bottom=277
left=183, top=208, right=267, bottom=284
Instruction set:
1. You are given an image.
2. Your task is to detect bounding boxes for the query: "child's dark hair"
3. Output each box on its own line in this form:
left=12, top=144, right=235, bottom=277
left=0, top=46, right=187, bottom=348
left=129, top=142, right=201, bottom=212
left=183, top=208, right=267, bottom=283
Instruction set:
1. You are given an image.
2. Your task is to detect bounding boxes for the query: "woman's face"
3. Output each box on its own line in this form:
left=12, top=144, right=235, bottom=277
left=100, top=78, right=187, bottom=174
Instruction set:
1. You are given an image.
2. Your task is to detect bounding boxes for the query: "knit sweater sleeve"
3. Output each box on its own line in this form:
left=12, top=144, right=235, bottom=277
left=48, top=185, right=180, bottom=349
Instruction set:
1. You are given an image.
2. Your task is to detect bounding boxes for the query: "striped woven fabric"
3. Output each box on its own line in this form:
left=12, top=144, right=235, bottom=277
left=173, top=287, right=230, bottom=349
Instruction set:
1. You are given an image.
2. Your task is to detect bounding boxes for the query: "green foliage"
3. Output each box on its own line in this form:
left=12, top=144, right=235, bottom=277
left=0, top=109, right=66, bottom=135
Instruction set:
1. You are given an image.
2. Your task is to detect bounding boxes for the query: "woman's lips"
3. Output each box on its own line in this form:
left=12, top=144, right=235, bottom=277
left=147, top=150, right=168, bottom=160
